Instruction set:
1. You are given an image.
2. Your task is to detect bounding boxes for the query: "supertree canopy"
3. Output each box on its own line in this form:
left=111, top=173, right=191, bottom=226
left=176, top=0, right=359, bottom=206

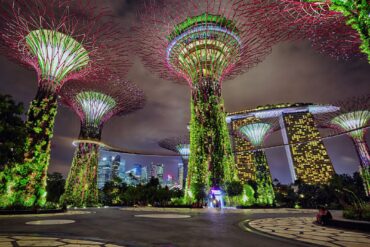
left=60, top=79, right=145, bottom=207
left=135, top=0, right=280, bottom=203
left=239, top=123, right=274, bottom=147
left=246, top=0, right=365, bottom=60
left=237, top=118, right=278, bottom=205
left=317, top=95, right=370, bottom=195
left=0, top=0, right=129, bottom=208
left=159, top=135, right=190, bottom=189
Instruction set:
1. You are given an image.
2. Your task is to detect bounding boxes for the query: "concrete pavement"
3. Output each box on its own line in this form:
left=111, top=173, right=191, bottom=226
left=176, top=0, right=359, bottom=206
left=0, top=207, right=358, bottom=247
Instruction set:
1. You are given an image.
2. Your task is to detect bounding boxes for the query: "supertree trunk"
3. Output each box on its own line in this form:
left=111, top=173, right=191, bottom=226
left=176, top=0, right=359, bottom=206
left=0, top=83, right=58, bottom=208
left=253, top=150, right=275, bottom=205
left=62, top=142, right=100, bottom=207
left=353, top=138, right=370, bottom=196
left=185, top=79, right=235, bottom=203
left=62, top=124, right=102, bottom=207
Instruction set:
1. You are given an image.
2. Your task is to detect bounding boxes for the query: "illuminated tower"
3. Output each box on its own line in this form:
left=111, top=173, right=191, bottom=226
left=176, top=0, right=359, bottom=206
left=237, top=119, right=278, bottom=205
left=135, top=0, right=281, bottom=202
left=228, top=103, right=338, bottom=184
left=318, top=95, right=370, bottom=195
left=60, top=79, right=145, bottom=207
left=159, top=136, right=190, bottom=189
left=0, top=0, right=128, bottom=207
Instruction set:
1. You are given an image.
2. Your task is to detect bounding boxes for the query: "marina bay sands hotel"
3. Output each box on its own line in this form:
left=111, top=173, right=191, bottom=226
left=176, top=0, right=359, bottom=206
left=227, top=103, right=338, bottom=184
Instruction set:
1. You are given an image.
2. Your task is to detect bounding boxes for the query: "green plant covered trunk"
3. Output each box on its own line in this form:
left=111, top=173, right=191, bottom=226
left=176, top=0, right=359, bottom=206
left=329, top=0, right=370, bottom=62
left=61, top=142, right=99, bottom=207
left=353, top=138, right=370, bottom=196
left=254, top=150, right=275, bottom=205
left=0, top=85, right=58, bottom=208
left=185, top=79, right=236, bottom=203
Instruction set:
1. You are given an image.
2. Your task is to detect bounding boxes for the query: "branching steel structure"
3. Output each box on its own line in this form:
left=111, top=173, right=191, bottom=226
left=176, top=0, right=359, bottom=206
left=60, top=78, right=145, bottom=206
left=246, top=0, right=364, bottom=60
left=135, top=0, right=282, bottom=202
left=0, top=0, right=130, bottom=208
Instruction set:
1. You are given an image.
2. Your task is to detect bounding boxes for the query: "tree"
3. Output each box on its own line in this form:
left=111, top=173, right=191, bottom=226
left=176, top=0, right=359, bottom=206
left=0, top=94, right=26, bottom=169
left=102, top=177, right=127, bottom=206
left=226, top=181, right=244, bottom=197
left=46, top=172, right=65, bottom=203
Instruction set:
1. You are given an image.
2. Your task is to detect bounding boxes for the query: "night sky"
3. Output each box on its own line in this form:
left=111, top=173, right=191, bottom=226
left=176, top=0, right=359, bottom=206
left=0, top=1, right=369, bottom=184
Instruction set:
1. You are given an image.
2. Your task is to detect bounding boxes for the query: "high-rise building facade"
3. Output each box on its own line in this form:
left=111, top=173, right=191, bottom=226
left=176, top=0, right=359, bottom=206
left=150, top=163, right=165, bottom=186
left=280, top=111, right=335, bottom=184
left=229, top=118, right=257, bottom=183
left=98, top=150, right=126, bottom=188
left=141, top=166, right=148, bottom=184
left=98, top=156, right=112, bottom=189
left=178, top=163, right=184, bottom=189
left=228, top=103, right=337, bottom=184
left=111, top=155, right=121, bottom=179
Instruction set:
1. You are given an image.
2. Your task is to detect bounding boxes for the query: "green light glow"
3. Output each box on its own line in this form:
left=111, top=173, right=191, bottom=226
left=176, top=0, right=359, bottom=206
left=185, top=96, right=236, bottom=203
left=76, top=91, right=116, bottom=128
left=167, top=13, right=241, bottom=82
left=25, top=29, right=89, bottom=83
left=331, top=110, right=369, bottom=139
left=167, top=13, right=239, bottom=40
left=254, top=150, right=275, bottom=205
left=0, top=93, right=58, bottom=208
left=239, top=123, right=272, bottom=147
left=61, top=143, right=99, bottom=207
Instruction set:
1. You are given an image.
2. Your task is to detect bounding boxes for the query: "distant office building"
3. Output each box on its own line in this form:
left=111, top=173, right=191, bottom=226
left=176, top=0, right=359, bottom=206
left=98, top=156, right=112, bottom=189
left=178, top=163, right=184, bottom=189
left=133, top=164, right=142, bottom=176
left=118, top=160, right=126, bottom=181
left=111, top=155, right=121, bottom=179
left=98, top=150, right=126, bottom=188
left=150, top=162, right=157, bottom=178
left=150, top=163, right=164, bottom=186
left=156, top=164, right=164, bottom=185
left=141, top=166, right=148, bottom=184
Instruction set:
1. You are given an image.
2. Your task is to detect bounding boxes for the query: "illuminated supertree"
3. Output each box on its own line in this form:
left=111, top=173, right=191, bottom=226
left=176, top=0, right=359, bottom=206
left=246, top=0, right=365, bottom=60
left=237, top=118, right=279, bottom=205
left=159, top=136, right=190, bottom=189
left=135, top=0, right=281, bottom=202
left=317, top=95, right=370, bottom=196
left=60, top=79, right=145, bottom=207
left=0, top=0, right=129, bottom=208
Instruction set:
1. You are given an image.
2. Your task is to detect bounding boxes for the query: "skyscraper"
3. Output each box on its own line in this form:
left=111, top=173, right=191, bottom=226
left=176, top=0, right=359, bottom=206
left=280, top=111, right=335, bottom=184
left=141, top=166, right=148, bottom=184
left=156, top=164, right=164, bottom=186
left=178, top=163, right=184, bottom=189
left=228, top=103, right=337, bottom=184
left=111, top=155, right=121, bottom=179
left=98, top=156, right=112, bottom=189
left=118, top=159, right=126, bottom=181
left=150, top=163, right=165, bottom=186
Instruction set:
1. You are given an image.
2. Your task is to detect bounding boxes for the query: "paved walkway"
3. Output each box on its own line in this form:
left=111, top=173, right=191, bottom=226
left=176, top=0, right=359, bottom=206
left=0, top=208, right=314, bottom=247
left=121, top=207, right=317, bottom=214
left=246, top=216, right=370, bottom=247
left=0, top=210, right=92, bottom=218
left=0, top=235, right=124, bottom=247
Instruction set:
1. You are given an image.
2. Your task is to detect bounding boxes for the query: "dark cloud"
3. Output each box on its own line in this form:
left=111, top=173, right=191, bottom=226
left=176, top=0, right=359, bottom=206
left=0, top=2, right=369, bottom=183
